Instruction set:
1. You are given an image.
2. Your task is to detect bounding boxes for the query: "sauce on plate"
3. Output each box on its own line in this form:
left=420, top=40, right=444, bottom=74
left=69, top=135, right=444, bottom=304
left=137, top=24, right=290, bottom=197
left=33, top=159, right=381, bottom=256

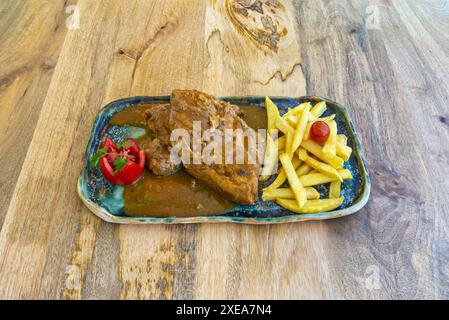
left=109, top=103, right=266, bottom=217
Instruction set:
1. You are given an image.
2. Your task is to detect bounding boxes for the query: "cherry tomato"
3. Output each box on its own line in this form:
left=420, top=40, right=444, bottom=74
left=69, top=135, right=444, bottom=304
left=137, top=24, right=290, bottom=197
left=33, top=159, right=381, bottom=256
left=310, top=121, right=330, bottom=143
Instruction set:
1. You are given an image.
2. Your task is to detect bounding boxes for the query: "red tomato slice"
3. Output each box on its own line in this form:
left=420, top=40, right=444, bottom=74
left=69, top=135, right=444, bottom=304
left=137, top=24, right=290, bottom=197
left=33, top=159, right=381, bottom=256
left=123, top=138, right=139, bottom=155
left=103, top=137, right=118, bottom=164
left=100, top=140, right=145, bottom=186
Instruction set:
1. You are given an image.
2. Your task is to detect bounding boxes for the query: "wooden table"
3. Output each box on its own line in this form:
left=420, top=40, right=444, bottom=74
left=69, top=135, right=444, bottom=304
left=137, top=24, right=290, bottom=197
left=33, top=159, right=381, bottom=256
left=0, top=0, right=448, bottom=300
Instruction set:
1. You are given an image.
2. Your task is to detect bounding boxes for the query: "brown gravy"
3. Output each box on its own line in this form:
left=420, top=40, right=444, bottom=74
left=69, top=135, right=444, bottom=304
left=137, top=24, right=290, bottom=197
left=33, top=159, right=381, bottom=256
left=109, top=103, right=266, bottom=217
left=124, top=170, right=235, bottom=217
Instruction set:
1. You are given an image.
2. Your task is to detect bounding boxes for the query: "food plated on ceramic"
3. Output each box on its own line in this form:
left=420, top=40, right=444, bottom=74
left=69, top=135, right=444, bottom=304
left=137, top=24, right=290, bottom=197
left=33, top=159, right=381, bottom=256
left=261, top=97, right=354, bottom=214
left=78, top=90, right=370, bottom=224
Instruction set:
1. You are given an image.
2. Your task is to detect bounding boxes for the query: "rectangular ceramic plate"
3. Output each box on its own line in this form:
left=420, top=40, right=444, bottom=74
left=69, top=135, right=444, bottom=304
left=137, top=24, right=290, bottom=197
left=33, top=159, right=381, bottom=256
left=78, top=96, right=370, bottom=224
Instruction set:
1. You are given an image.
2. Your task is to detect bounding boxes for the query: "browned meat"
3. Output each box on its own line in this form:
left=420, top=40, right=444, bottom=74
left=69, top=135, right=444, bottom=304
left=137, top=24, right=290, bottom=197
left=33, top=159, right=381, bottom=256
left=170, top=90, right=260, bottom=205
left=142, top=90, right=260, bottom=205
left=143, top=104, right=181, bottom=176
left=140, top=137, right=180, bottom=176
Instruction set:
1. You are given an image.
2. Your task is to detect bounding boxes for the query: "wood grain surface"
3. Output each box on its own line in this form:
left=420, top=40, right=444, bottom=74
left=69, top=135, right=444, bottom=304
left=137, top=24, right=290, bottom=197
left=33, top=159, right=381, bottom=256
left=0, top=0, right=448, bottom=299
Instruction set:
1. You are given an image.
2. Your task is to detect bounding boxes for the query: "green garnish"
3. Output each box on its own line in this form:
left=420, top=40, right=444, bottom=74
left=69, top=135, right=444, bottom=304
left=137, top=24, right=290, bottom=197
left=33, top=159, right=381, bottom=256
left=90, top=140, right=134, bottom=170
left=89, top=147, right=108, bottom=168
left=113, top=157, right=128, bottom=175
left=116, top=141, right=132, bottom=149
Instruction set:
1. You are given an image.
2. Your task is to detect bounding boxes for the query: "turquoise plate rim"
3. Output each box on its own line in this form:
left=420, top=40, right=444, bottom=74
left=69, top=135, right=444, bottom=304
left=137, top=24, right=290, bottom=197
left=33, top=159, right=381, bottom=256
left=77, top=95, right=370, bottom=224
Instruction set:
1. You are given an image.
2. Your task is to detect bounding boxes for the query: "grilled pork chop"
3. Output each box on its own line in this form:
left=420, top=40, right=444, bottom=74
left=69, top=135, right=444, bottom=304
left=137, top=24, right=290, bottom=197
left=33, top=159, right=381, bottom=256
left=144, top=90, right=260, bottom=205
left=170, top=90, right=260, bottom=205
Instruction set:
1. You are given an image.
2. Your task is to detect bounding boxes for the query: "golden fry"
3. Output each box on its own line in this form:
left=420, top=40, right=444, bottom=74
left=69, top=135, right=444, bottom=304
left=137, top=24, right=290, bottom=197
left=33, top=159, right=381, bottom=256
left=265, top=97, right=280, bottom=131
left=301, top=139, right=344, bottom=169
left=276, top=116, right=295, bottom=135
left=264, top=157, right=302, bottom=191
left=304, top=156, right=343, bottom=181
left=322, top=121, right=337, bottom=156
left=279, top=154, right=307, bottom=208
left=262, top=187, right=320, bottom=201
left=292, top=155, right=302, bottom=169
left=282, top=103, right=308, bottom=119
left=259, top=134, right=278, bottom=181
left=286, top=115, right=298, bottom=127
left=309, top=101, right=327, bottom=121
left=297, top=148, right=308, bottom=161
left=296, top=163, right=313, bottom=176
left=277, top=135, right=286, bottom=151
left=337, top=134, right=347, bottom=145
left=283, top=103, right=311, bottom=126
left=336, top=142, right=352, bottom=161
left=277, top=197, right=344, bottom=214
left=264, top=170, right=287, bottom=190
left=290, top=104, right=311, bottom=155
left=329, top=181, right=341, bottom=199
left=285, top=131, right=293, bottom=158
left=299, top=169, right=352, bottom=187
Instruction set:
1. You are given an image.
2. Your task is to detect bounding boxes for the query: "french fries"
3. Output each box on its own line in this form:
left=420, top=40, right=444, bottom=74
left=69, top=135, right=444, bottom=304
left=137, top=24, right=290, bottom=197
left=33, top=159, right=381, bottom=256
left=279, top=154, right=307, bottom=208
left=329, top=181, right=341, bottom=199
left=336, top=135, right=352, bottom=161
left=299, top=170, right=352, bottom=187
left=265, top=97, right=280, bottom=131
left=286, top=115, right=299, bottom=127
left=289, top=104, right=310, bottom=155
left=283, top=102, right=311, bottom=126
left=259, top=134, right=278, bottom=181
left=337, top=134, right=347, bottom=145
left=276, top=117, right=295, bottom=136
left=322, top=121, right=337, bottom=156
left=277, top=135, right=286, bottom=151
left=301, top=139, right=344, bottom=169
left=276, top=197, right=344, bottom=214
left=282, top=103, right=308, bottom=120
left=285, top=131, right=293, bottom=158
left=302, top=155, right=343, bottom=182
left=297, top=148, right=308, bottom=161
left=309, top=101, right=327, bottom=121
left=336, top=143, right=352, bottom=161
left=264, top=156, right=301, bottom=191
left=261, top=98, right=354, bottom=214
left=264, top=170, right=287, bottom=190
left=296, top=163, right=313, bottom=176
left=262, top=187, right=320, bottom=201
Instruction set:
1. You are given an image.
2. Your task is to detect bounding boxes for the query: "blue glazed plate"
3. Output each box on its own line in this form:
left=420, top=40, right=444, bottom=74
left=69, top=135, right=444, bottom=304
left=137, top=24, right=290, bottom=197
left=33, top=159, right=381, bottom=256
left=78, top=96, right=370, bottom=224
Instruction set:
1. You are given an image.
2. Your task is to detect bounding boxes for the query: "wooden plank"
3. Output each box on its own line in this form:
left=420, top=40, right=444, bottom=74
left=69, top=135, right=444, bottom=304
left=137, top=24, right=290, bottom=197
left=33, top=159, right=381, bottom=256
left=0, top=0, right=77, bottom=227
left=116, top=0, right=207, bottom=300
left=296, top=0, right=449, bottom=299
left=202, top=0, right=305, bottom=95
left=0, top=0, right=448, bottom=299
left=0, top=0, right=128, bottom=299
left=193, top=0, right=335, bottom=299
